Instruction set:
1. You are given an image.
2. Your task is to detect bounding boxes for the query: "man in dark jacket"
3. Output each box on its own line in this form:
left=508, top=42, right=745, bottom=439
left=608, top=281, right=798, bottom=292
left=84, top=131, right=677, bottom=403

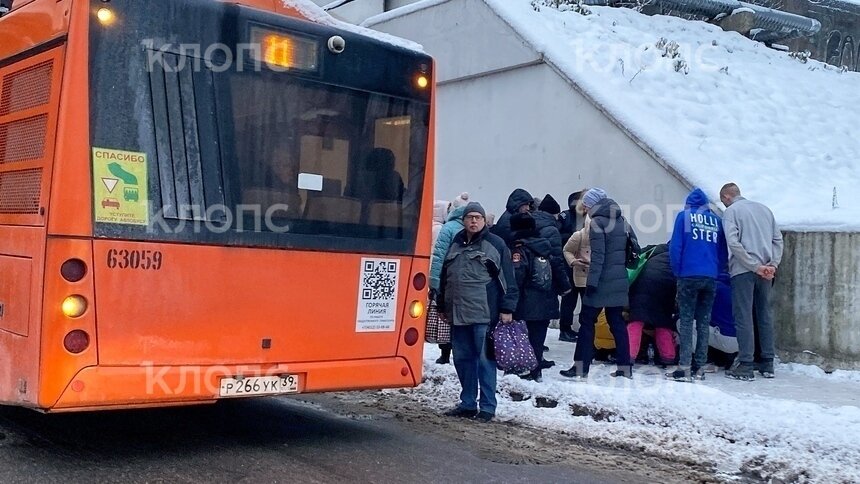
left=668, top=188, right=728, bottom=382
left=560, top=188, right=638, bottom=379
left=491, top=188, right=534, bottom=244
left=439, top=202, right=518, bottom=423
left=558, top=191, right=585, bottom=243
left=557, top=190, right=585, bottom=342
left=509, top=213, right=570, bottom=381
left=534, top=194, right=565, bottom=259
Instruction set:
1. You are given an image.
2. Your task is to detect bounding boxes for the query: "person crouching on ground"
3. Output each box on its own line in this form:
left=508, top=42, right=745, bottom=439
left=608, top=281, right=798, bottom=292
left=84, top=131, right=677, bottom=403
left=560, top=188, right=638, bottom=380
left=627, top=243, right=678, bottom=367
left=438, top=202, right=518, bottom=423
left=509, top=212, right=571, bottom=382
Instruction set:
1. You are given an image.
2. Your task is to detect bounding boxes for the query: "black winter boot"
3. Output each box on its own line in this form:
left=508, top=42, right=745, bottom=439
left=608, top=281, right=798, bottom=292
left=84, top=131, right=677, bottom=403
left=560, top=366, right=588, bottom=381
left=435, top=346, right=451, bottom=365
left=610, top=365, right=633, bottom=379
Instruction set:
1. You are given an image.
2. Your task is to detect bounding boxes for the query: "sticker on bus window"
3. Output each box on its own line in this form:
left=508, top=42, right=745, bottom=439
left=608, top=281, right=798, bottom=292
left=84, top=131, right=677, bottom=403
left=92, top=148, right=149, bottom=226
left=356, top=258, right=400, bottom=333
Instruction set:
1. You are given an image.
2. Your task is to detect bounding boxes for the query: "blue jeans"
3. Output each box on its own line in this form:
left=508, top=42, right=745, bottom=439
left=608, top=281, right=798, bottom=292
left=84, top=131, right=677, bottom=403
left=731, top=272, right=775, bottom=364
left=677, top=277, right=716, bottom=369
left=451, top=324, right=497, bottom=415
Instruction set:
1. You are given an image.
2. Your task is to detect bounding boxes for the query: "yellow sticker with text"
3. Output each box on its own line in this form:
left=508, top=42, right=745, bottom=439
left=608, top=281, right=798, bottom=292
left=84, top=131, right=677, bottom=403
left=92, top=148, right=149, bottom=225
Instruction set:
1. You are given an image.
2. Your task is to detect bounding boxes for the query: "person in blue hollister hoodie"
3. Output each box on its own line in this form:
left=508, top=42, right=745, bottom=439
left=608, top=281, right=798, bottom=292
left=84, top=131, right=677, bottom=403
left=667, top=188, right=728, bottom=382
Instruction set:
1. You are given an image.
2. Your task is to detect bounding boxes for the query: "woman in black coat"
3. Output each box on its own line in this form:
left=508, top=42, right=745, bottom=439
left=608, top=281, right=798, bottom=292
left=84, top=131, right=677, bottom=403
left=627, top=244, right=677, bottom=365
left=561, top=190, right=637, bottom=379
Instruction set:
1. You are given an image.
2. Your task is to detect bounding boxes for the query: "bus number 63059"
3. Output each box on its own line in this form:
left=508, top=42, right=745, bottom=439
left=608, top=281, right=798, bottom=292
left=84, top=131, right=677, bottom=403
left=107, top=249, right=163, bottom=270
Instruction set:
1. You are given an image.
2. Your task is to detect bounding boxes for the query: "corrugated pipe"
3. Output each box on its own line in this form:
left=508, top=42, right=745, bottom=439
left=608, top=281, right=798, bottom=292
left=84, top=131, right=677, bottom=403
left=742, top=3, right=822, bottom=42
left=583, top=0, right=821, bottom=41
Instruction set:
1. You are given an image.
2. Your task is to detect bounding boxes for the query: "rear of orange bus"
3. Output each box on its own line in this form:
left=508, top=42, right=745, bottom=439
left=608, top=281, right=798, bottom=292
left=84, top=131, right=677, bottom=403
left=0, top=0, right=434, bottom=412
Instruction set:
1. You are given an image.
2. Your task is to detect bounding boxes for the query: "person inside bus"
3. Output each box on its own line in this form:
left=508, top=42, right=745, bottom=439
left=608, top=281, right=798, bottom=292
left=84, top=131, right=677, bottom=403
left=264, top=143, right=303, bottom=219
left=346, top=147, right=405, bottom=203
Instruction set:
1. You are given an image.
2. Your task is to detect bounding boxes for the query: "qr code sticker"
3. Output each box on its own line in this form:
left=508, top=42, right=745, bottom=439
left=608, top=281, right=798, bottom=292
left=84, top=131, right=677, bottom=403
left=361, top=260, right=397, bottom=300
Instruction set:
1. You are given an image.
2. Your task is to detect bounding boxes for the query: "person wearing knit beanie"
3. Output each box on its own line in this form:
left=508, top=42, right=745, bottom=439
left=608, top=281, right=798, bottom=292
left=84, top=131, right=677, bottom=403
left=582, top=188, right=608, bottom=210
left=538, top=194, right=561, bottom=216
left=461, top=201, right=486, bottom=220
left=450, top=192, right=470, bottom=211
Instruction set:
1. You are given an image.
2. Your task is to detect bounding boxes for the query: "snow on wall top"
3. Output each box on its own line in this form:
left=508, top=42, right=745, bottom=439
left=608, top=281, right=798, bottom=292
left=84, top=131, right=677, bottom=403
left=483, top=0, right=860, bottom=232
left=361, top=0, right=452, bottom=28
left=284, top=0, right=424, bottom=52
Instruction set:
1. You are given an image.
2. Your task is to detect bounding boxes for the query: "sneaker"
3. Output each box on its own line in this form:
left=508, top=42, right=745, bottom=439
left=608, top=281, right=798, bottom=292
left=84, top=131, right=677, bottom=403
left=473, top=411, right=494, bottom=423
left=702, top=363, right=718, bottom=374
left=559, top=330, right=578, bottom=343
left=756, top=360, right=775, bottom=379
left=725, top=362, right=755, bottom=381
left=665, top=369, right=692, bottom=383
left=691, top=367, right=707, bottom=381
left=559, top=366, right=588, bottom=380
left=444, top=406, right=477, bottom=418
left=539, top=359, right=556, bottom=369
left=610, top=366, right=633, bottom=379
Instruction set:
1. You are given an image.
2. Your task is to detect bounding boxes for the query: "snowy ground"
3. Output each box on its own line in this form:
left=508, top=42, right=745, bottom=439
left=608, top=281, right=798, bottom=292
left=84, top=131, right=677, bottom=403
left=398, top=330, right=860, bottom=483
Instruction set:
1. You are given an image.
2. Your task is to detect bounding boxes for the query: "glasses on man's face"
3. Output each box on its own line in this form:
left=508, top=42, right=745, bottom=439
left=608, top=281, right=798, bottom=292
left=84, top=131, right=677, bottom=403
left=464, top=214, right=484, bottom=221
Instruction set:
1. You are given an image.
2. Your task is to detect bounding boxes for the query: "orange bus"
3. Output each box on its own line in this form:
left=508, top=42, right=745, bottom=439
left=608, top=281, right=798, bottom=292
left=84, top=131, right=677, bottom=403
left=0, top=0, right=434, bottom=412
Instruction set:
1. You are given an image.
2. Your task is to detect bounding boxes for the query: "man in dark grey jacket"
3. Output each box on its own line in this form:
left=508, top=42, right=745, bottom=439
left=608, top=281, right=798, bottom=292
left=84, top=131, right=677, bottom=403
left=720, top=183, right=784, bottom=381
left=439, top=202, right=519, bottom=423
left=560, top=188, right=638, bottom=380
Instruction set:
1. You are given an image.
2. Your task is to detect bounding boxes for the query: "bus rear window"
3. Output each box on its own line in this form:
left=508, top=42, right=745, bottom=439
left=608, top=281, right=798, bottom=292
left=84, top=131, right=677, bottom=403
left=221, top=72, right=428, bottom=240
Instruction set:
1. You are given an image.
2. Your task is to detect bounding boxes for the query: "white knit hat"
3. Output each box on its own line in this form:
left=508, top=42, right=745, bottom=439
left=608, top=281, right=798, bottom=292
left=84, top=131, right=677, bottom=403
left=450, top=192, right=470, bottom=210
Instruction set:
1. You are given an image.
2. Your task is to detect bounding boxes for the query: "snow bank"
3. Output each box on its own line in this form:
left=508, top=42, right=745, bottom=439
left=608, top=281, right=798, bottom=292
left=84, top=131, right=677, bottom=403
left=483, top=0, right=860, bottom=231
left=403, top=337, right=860, bottom=482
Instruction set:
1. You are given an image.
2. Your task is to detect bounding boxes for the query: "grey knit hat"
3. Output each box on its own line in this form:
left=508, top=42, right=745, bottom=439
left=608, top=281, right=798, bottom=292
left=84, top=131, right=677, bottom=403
left=461, top=202, right=486, bottom=219
left=582, top=188, right=608, bottom=209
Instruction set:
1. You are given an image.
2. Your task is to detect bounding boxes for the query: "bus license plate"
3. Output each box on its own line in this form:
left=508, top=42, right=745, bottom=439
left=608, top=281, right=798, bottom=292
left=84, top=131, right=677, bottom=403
left=219, top=375, right=299, bottom=398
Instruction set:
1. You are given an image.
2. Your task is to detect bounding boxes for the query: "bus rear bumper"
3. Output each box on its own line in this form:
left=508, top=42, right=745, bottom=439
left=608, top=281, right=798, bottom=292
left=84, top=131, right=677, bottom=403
left=48, top=357, right=418, bottom=412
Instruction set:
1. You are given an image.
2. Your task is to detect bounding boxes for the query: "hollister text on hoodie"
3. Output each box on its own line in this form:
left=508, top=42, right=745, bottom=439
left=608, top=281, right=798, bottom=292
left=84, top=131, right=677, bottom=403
left=670, top=188, right=728, bottom=279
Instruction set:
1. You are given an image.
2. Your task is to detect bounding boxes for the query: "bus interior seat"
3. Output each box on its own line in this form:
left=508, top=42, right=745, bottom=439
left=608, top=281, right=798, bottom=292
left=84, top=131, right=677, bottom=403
left=319, top=177, right=342, bottom=196
left=304, top=195, right=361, bottom=224
left=367, top=201, right=402, bottom=228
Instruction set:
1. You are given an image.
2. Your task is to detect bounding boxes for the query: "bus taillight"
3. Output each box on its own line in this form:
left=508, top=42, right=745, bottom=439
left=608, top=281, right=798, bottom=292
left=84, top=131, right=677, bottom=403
left=63, top=330, right=90, bottom=354
left=404, top=328, right=419, bottom=347
left=412, top=273, right=427, bottom=291
left=409, top=300, right=425, bottom=319
left=61, top=295, right=88, bottom=318
left=60, top=259, right=88, bottom=282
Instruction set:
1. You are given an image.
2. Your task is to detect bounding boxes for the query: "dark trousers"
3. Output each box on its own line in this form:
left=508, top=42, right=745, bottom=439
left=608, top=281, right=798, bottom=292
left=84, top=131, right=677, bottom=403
left=573, top=305, right=631, bottom=375
left=732, top=272, right=775, bottom=364
left=560, top=286, right=585, bottom=332
left=526, top=320, right=550, bottom=367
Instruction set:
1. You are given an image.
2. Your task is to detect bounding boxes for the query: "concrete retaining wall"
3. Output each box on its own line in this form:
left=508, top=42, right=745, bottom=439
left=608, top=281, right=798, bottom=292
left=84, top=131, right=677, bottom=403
left=774, top=231, right=860, bottom=370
